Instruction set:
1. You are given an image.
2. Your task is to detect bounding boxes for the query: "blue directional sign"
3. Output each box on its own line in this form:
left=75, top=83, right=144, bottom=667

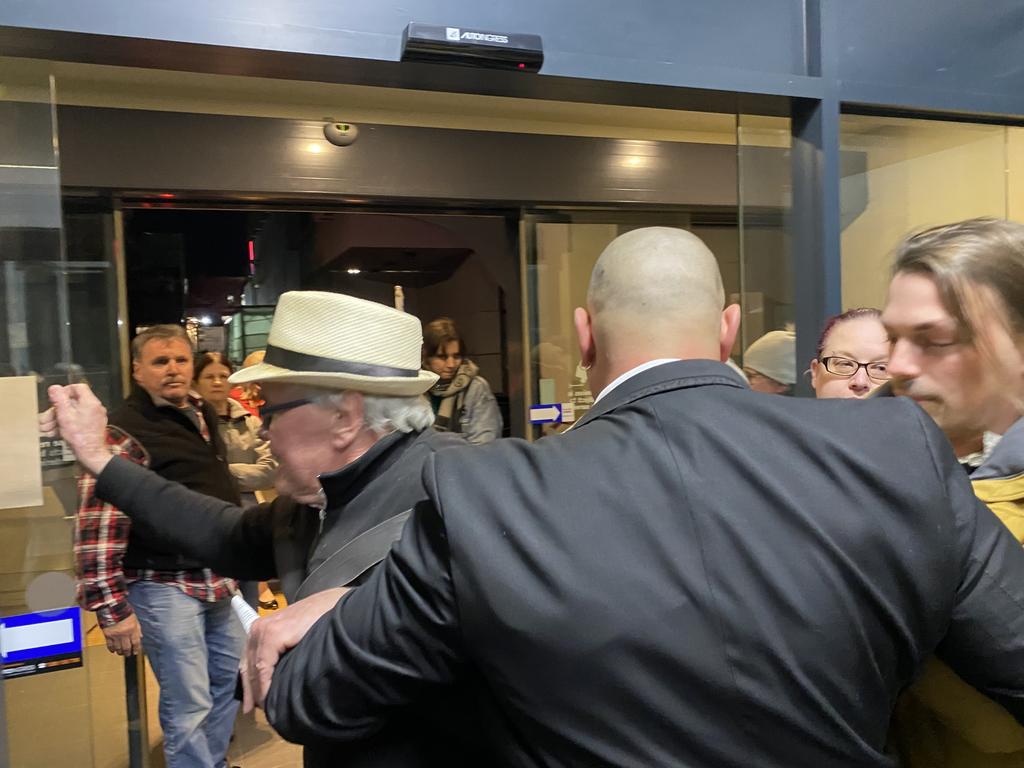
left=1, top=606, right=83, bottom=679
left=529, top=403, right=563, bottom=424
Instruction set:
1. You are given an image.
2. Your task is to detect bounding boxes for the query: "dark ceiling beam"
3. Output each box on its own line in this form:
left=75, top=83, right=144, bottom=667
left=0, top=25, right=809, bottom=117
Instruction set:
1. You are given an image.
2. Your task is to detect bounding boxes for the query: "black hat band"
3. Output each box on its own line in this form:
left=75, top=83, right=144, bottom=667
left=264, top=344, right=420, bottom=378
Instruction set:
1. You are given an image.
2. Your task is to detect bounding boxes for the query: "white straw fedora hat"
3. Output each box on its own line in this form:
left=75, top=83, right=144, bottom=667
left=229, top=291, right=438, bottom=396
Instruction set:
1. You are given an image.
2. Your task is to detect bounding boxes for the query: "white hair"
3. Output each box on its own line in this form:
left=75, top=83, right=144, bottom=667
left=315, top=391, right=434, bottom=435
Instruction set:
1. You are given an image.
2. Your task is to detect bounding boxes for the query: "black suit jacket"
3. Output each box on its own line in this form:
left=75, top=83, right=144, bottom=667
left=266, top=360, right=1024, bottom=767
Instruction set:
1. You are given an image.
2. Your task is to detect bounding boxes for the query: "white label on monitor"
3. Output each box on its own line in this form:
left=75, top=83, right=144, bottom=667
left=0, top=619, right=74, bottom=657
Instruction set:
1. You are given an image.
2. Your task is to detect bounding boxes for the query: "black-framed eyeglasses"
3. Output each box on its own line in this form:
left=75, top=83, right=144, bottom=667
left=819, top=356, right=890, bottom=381
left=261, top=397, right=316, bottom=428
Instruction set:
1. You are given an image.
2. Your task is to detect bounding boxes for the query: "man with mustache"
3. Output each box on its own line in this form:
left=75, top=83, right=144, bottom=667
left=75, top=324, right=243, bottom=768
left=882, top=218, right=1024, bottom=766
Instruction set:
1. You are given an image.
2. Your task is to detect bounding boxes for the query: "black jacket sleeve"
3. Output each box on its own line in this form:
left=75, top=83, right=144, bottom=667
left=917, top=410, right=1024, bottom=723
left=264, top=488, right=463, bottom=743
left=95, top=455, right=278, bottom=580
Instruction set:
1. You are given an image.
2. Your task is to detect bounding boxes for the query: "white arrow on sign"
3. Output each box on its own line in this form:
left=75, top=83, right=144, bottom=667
left=529, top=404, right=562, bottom=423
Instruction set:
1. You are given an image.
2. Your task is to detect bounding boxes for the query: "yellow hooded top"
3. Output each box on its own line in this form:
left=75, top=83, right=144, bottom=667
left=893, top=422, right=1024, bottom=767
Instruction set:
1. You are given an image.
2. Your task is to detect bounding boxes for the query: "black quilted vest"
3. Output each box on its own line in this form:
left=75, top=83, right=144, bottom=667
left=108, top=387, right=240, bottom=571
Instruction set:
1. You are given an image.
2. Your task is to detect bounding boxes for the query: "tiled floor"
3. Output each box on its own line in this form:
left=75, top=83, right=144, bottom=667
left=231, top=711, right=305, bottom=768
left=141, top=593, right=304, bottom=768
left=142, top=666, right=303, bottom=768
left=8, top=597, right=303, bottom=767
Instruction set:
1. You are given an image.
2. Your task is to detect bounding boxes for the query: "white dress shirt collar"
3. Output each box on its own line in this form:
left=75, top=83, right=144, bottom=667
left=593, top=359, right=681, bottom=403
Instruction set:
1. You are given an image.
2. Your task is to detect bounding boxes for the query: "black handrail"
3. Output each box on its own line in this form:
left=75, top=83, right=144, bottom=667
left=124, top=654, right=148, bottom=768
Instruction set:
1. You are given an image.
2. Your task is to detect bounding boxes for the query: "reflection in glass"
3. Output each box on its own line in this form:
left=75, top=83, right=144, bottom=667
left=737, top=115, right=794, bottom=382
left=1, top=74, right=128, bottom=768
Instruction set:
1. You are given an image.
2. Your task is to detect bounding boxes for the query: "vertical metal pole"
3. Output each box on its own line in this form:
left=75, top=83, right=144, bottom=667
left=503, top=213, right=524, bottom=439
left=49, top=75, right=74, bottom=369
left=518, top=214, right=536, bottom=440
left=0, top=663, right=10, bottom=768
left=54, top=256, right=73, bottom=365
left=734, top=111, right=749, bottom=355
left=241, top=310, right=248, bottom=360
left=112, top=205, right=132, bottom=398
left=124, top=654, right=149, bottom=768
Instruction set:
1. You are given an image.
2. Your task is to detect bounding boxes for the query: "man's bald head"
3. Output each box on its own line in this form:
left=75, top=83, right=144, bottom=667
left=587, top=227, right=725, bottom=352
left=574, top=227, right=739, bottom=396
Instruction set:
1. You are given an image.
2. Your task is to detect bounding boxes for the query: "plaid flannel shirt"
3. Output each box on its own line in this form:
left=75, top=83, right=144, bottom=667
left=74, top=396, right=235, bottom=628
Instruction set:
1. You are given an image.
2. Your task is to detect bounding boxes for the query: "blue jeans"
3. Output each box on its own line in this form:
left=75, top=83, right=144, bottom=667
left=128, top=581, right=244, bottom=768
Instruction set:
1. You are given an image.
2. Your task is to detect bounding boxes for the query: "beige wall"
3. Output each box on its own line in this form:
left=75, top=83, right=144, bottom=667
left=840, top=116, right=1011, bottom=311
left=1008, top=127, right=1024, bottom=221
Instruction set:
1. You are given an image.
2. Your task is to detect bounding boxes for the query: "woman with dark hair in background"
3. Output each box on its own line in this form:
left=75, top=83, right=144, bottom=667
left=809, top=308, right=891, bottom=399
left=422, top=317, right=502, bottom=444
left=194, top=352, right=277, bottom=607
left=194, top=352, right=276, bottom=499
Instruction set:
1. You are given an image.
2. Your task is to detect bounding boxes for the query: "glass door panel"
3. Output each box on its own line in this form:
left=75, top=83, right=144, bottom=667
left=737, top=114, right=794, bottom=384
left=1, top=73, right=128, bottom=768
left=522, top=210, right=732, bottom=438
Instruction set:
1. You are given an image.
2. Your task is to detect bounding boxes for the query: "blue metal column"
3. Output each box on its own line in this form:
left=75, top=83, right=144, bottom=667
left=790, top=0, right=842, bottom=396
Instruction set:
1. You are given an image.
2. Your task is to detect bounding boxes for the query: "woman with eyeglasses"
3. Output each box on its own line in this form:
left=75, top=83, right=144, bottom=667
left=422, top=317, right=502, bottom=444
left=809, top=308, right=891, bottom=399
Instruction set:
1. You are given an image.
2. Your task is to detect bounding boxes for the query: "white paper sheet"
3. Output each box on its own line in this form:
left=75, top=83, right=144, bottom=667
left=0, top=376, right=44, bottom=509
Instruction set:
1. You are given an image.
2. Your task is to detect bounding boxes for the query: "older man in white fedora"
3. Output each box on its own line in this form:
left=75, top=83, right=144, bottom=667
left=43, top=291, right=485, bottom=768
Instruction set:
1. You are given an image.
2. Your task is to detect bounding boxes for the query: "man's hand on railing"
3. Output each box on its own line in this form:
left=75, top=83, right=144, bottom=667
left=102, top=614, right=143, bottom=657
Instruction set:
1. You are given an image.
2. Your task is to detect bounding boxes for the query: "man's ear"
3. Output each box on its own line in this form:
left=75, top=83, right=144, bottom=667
left=574, top=307, right=595, bottom=370
left=131, top=360, right=141, bottom=385
left=329, top=391, right=367, bottom=450
left=719, top=304, right=742, bottom=362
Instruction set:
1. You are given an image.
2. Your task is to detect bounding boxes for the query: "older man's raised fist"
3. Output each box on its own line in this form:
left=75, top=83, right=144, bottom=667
left=43, top=383, right=113, bottom=475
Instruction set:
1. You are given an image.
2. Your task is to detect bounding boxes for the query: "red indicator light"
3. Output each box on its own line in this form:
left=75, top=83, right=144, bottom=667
left=157, top=193, right=175, bottom=199
left=248, top=240, right=256, bottom=276
left=517, top=63, right=526, bottom=70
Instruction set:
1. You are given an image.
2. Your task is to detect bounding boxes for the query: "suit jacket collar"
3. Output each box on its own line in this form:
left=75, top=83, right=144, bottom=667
left=574, top=359, right=747, bottom=430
